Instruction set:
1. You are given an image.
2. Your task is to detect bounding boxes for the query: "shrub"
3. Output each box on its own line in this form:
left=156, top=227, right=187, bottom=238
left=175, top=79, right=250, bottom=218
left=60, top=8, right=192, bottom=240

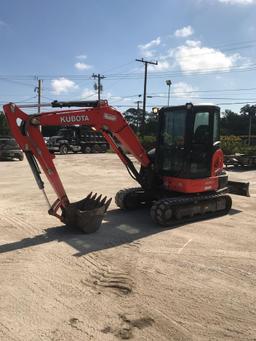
left=139, top=135, right=156, bottom=150
left=239, top=145, right=256, bottom=155
left=221, top=135, right=256, bottom=155
left=220, top=136, right=243, bottom=155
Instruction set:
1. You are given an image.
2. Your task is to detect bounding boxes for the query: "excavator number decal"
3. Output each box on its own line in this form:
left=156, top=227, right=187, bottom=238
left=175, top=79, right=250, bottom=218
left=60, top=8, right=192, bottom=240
left=60, top=115, right=89, bottom=124
left=104, top=113, right=117, bottom=121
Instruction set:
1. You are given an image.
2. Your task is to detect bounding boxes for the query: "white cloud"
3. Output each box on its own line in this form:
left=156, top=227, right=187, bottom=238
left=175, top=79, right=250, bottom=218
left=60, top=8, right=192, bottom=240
left=172, top=82, right=199, bottom=99
left=138, top=37, right=161, bottom=58
left=141, top=49, right=155, bottom=58
left=51, top=77, right=79, bottom=95
left=174, top=25, right=194, bottom=38
left=185, top=40, right=201, bottom=47
left=76, top=54, right=87, bottom=59
left=174, top=40, right=239, bottom=72
left=108, top=95, right=132, bottom=102
left=149, top=60, right=171, bottom=72
left=136, top=34, right=246, bottom=76
left=81, top=88, right=97, bottom=99
left=138, top=37, right=161, bottom=50
left=104, top=92, right=112, bottom=100
left=81, top=88, right=113, bottom=101
left=75, top=62, right=92, bottom=70
left=218, top=0, right=256, bottom=4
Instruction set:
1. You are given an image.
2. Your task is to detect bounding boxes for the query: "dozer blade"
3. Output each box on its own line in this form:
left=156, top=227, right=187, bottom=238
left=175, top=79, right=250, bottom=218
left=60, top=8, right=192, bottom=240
left=228, top=181, right=250, bottom=197
left=62, top=192, right=112, bottom=233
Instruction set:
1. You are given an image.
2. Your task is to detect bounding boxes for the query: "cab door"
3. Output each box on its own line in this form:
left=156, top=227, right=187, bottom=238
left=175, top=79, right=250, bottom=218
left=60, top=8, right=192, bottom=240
left=189, top=108, right=220, bottom=178
left=156, top=107, right=188, bottom=177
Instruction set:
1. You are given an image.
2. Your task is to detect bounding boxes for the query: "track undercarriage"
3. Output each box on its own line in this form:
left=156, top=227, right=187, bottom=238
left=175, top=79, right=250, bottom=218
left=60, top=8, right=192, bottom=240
left=115, top=187, right=232, bottom=227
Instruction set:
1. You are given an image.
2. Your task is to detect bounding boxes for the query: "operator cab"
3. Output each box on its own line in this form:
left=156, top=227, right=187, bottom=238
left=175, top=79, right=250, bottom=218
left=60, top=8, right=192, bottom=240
left=156, top=103, right=220, bottom=179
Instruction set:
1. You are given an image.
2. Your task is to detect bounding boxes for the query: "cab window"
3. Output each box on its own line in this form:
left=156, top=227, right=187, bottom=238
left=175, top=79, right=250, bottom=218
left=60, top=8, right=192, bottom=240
left=193, top=112, right=210, bottom=145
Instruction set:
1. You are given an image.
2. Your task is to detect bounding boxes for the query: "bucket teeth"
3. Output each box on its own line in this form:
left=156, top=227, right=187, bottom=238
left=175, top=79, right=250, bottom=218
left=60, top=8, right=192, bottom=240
left=91, top=193, right=98, bottom=201
left=105, top=198, right=112, bottom=211
left=101, top=196, right=107, bottom=206
left=95, top=194, right=102, bottom=205
left=85, top=192, right=93, bottom=200
left=62, top=192, right=112, bottom=234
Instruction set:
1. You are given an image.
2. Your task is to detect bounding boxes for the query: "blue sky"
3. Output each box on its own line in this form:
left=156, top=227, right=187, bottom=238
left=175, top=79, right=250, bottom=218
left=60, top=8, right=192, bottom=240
left=1, top=0, right=256, bottom=113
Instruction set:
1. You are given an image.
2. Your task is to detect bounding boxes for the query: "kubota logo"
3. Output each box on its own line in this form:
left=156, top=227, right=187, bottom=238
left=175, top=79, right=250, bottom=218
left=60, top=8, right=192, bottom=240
left=60, top=115, right=89, bottom=123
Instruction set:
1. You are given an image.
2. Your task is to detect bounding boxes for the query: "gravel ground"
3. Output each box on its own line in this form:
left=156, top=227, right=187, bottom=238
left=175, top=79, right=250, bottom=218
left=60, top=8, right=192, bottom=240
left=0, top=153, right=255, bottom=341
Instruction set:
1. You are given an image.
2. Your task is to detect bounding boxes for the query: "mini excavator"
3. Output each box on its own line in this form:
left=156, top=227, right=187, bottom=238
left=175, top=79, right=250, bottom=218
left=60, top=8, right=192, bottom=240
left=3, top=100, right=248, bottom=233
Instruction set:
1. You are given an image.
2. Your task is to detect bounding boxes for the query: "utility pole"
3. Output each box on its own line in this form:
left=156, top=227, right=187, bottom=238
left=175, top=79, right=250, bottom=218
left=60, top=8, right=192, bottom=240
left=35, top=79, right=42, bottom=114
left=136, top=58, right=158, bottom=137
left=135, top=100, right=142, bottom=132
left=166, top=80, right=172, bottom=106
left=135, top=100, right=142, bottom=110
left=248, top=112, right=252, bottom=146
left=92, top=73, right=105, bottom=101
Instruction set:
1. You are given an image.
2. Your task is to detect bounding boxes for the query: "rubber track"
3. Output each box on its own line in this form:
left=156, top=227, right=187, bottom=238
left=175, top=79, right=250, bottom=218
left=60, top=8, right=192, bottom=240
left=150, top=193, right=232, bottom=227
left=115, top=187, right=142, bottom=209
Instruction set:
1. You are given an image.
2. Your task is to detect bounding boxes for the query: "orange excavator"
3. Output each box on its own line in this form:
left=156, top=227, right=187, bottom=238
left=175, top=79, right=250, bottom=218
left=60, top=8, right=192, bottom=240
left=3, top=100, right=248, bottom=233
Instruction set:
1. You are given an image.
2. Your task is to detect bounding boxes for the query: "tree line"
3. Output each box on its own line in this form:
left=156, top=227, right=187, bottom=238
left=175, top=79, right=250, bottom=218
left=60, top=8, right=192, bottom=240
left=221, top=104, right=256, bottom=136
left=0, top=104, right=256, bottom=139
left=123, top=104, right=256, bottom=138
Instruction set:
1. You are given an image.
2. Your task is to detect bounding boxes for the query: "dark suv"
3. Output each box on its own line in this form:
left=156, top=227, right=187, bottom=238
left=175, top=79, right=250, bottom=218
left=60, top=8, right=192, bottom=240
left=0, top=137, right=24, bottom=161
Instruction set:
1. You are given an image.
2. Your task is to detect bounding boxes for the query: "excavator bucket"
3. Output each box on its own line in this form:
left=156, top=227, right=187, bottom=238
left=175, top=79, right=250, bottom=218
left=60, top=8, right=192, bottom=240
left=228, top=181, right=250, bottom=197
left=62, top=193, right=112, bottom=233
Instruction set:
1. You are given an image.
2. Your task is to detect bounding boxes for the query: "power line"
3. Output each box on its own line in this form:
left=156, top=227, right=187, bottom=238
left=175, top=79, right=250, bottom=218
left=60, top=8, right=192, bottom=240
left=216, top=101, right=256, bottom=105
left=102, top=60, right=134, bottom=74
left=0, top=62, right=256, bottom=84
left=141, top=94, right=256, bottom=100
left=110, top=100, right=256, bottom=109
left=107, top=87, right=256, bottom=100
left=148, top=86, right=256, bottom=95
left=0, top=95, right=37, bottom=105
left=105, top=64, right=256, bottom=80
left=0, top=78, right=36, bottom=88
left=171, top=42, right=256, bottom=62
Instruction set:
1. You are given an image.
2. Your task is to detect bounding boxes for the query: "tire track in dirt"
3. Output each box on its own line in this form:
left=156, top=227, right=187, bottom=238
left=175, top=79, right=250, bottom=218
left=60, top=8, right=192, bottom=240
left=13, top=271, right=97, bottom=340
left=0, top=213, right=42, bottom=235
left=78, top=250, right=170, bottom=340
left=122, top=240, right=141, bottom=250
left=25, top=272, right=80, bottom=311
left=0, top=321, right=20, bottom=341
left=81, top=253, right=134, bottom=296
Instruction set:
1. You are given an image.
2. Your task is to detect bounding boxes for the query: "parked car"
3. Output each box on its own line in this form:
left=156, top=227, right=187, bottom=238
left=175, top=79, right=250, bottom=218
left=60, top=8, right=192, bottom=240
left=0, top=137, right=24, bottom=161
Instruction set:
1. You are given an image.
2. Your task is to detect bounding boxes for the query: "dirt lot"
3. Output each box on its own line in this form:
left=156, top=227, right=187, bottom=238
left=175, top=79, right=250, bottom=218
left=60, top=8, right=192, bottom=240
left=0, top=153, right=256, bottom=341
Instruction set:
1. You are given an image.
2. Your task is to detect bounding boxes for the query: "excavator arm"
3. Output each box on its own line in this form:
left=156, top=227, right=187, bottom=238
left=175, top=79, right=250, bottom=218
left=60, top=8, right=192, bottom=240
left=3, top=100, right=151, bottom=233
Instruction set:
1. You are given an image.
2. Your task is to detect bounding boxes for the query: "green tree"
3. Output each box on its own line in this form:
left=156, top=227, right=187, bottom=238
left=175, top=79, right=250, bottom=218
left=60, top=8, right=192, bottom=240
left=0, top=112, right=11, bottom=136
left=123, top=107, right=144, bottom=133
left=144, top=110, right=158, bottom=136
left=220, top=110, right=248, bottom=136
left=240, top=104, right=256, bottom=145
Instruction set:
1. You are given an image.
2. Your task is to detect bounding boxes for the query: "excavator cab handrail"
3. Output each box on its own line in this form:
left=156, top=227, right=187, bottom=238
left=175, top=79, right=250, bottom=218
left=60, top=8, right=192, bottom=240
left=11, top=99, right=108, bottom=109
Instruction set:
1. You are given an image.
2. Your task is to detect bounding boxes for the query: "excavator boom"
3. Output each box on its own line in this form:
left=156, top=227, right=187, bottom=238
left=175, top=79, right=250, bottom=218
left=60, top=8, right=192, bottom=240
left=3, top=100, right=150, bottom=233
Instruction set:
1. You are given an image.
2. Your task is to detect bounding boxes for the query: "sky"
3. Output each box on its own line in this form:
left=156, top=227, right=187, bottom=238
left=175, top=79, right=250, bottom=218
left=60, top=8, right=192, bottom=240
left=1, top=0, right=256, bottom=114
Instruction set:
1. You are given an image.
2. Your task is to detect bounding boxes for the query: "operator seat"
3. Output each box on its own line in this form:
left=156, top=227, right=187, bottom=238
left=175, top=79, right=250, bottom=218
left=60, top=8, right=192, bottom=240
left=191, top=125, right=211, bottom=178
left=194, top=125, right=210, bottom=145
